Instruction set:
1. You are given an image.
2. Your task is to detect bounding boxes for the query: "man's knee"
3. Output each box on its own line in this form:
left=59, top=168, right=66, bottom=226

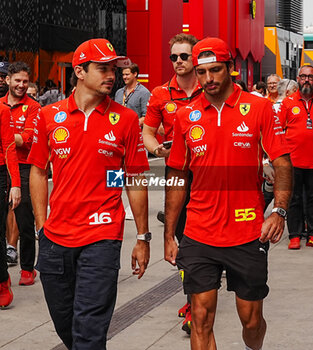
left=242, top=314, right=266, bottom=333
left=191, top=301, right=215, bottom=332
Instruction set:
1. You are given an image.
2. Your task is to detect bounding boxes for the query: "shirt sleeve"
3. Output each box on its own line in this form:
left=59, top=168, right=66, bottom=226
left=27, top=110, right=50, bottom=170
left=123, top=111, right=150, bottom=176
left=260, top=100, right=289, bottom=162
left=167, top=110, right=190, bottom=170
left=1, top=107, right=20, bottom=187
left=20, top=103, right=40, bottom=150
left=144, top=87, right=164, bottom=129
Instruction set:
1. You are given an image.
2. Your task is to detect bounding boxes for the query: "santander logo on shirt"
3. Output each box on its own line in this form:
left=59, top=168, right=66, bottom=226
left=237, top=122, right=249, bottom=132
left=105, top=131, right=116, bottom=142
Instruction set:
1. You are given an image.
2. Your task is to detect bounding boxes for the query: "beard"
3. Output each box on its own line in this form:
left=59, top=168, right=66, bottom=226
left=300, top=82, right=313, bottom=96
left=0, top=83, right=8, bottom=98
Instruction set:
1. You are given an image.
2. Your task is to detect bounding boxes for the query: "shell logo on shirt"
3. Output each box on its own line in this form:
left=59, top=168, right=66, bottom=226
left=165, top=102, right=177, bottom=113
left=292, top=106, right=300, bottom=115
left=189, top=125, right=205, bottom=142
left=22, top=105, right=28, bottom=112
left=109, top=112, right=120, bottom=125
left=239, top=104, right=251, bottom=116
left=53, top=127, right=70, bottom=143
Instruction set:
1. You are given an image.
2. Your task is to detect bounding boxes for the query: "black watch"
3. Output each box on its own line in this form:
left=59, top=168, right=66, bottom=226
left=136, top=232, right=152, bottom=242
left=272, top=207, right=287, bottom=218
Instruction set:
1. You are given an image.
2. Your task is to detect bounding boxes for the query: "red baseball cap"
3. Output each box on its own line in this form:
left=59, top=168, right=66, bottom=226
left=72, top=38, right=131, bottom=68
left=192, top=37, right=232, bottom=66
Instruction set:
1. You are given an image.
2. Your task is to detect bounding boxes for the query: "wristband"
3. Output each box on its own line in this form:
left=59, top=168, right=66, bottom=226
left=153, top=148, right=159, bottom=157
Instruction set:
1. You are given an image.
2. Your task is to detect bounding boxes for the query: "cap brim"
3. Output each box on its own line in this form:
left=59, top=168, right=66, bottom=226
left=91, top=56, right=131, bottom=68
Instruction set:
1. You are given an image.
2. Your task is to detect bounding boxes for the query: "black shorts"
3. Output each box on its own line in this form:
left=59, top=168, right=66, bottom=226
left=176, top=236, right=269, bottom=301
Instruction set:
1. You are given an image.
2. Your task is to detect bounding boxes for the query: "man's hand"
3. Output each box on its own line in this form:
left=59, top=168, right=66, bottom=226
left=260, top=213, right=285, bottom=243
left=9, top=187, right=21, bottom=209
left=263, top=164, right=275, bottom=183
left=154, top=144, right=171, bottom=158
left=131, top=241, right=150, bottom=279
left=164, top=236, right=178, bottom=266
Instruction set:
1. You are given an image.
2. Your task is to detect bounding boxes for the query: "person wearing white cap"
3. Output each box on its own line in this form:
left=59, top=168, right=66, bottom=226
left=164, top=36, right=292, bottom=350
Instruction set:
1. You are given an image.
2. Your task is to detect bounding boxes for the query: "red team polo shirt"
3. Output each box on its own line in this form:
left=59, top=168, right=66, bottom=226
left=168, top=84, right=287, bottom=247
left=0, top=93, right=40, bottom=163
left=0, top=103, right=20, bottom=187
left=28, top=93, right=149, bottom=247
left=144, top=75, right=203, bottom=142
left=278, top=90, right=313, bottom=169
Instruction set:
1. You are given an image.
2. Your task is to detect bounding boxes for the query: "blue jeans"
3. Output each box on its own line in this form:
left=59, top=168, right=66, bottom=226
left=36, top=229, right=121, bottom=350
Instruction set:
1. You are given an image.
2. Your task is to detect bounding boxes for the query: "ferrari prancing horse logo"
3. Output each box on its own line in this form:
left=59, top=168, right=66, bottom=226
left=109, top=112, right=120, bottom=125
left=239, top=103, right=251, bottom=116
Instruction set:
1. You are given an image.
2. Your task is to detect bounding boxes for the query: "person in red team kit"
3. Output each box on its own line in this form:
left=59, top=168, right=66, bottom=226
left=0, top=103, right=21, bottom=307
left=0, top=62, right=40, bottom=284
left=28, top=39, right=150, bottom=350
left=278, top=65, right=313, bottom=249
left=164, top=37, right=292, bottom=350
left=143, top=34, right=203, bottom=332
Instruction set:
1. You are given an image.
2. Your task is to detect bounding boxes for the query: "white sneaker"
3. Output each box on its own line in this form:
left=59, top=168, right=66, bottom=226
left=7, top=245, right=18, bottom=265
left=125, top=206, right=134, bottom=220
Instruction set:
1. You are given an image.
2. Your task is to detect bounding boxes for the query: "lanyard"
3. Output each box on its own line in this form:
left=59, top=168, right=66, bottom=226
left=300, top=99, right=313, bottom=119
left=300, top=99, right=313, bottom=129
left=122, top=82, right=139, bottom=106
left=168, top=78, right=202, bottom=102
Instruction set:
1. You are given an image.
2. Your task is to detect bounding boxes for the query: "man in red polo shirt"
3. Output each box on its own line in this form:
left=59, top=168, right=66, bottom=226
left=278, top=65, right=313, bottom=249
left=0, top=103, right=21, bottom=307
left=143, top=33, right=202, bottom=332
left=164, top=37, right=292, bottom=350
left=28, top=38, right=150, bottom=350
left=0, top=62, right=40, bottom=285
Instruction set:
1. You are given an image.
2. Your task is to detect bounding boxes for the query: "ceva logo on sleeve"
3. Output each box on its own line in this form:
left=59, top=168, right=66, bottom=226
left=106, top=169, right=124, bottom=188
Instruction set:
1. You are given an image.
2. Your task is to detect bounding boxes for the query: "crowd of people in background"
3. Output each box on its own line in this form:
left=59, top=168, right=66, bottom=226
left=0, top=32, right=312, bottom=350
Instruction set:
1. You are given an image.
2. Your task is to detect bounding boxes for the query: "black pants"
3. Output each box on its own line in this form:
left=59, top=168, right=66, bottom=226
left=0, top=165, right=9, bottom=283
left=36, top=229, right=121, bottom=350
left=165, top=166, right=192, bottom=243
left=8, top=164, right=35, bottom=271
left=287, top=167, right=313, bottom=239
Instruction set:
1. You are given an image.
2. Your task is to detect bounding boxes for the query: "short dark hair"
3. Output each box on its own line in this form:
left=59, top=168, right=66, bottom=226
left=255, top=81, right=267, bottom=95
left=8, top=61, right=31, bottom=76
left=123, top=63, right=139, bottom=77
left=70, top=61, right=91, bottom=87
left=169, top=33, right=198, bottom=50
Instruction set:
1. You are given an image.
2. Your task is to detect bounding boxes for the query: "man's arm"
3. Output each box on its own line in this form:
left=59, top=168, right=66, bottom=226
left=29, top=165, right=48, bottom=230
left=142, top=124, right=171, bottom=158
left=260, top=154, right=292, bottom=243
left=126, top=175, right=150, bottom=279
left=164, top=167, right=189, bottom=265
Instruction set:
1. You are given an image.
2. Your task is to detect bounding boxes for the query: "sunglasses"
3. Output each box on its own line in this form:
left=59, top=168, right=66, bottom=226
left=169, top=53, right=191, bottom=62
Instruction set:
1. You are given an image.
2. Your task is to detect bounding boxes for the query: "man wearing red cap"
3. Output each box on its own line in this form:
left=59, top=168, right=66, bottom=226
left=28, top=38, right=150, bottom=350
left=164, top=37, right=292, bottom=350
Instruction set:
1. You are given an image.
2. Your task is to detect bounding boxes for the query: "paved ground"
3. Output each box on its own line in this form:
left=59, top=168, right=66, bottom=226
left=1, top=157, right=312, bottom=350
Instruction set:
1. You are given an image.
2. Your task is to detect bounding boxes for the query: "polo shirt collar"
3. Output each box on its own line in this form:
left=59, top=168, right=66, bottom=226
left=68, top=92, right=110, bottom=114
left=201, top=83, right=242, bottom=109
left=2, top=92, right=29, bottom=107
left=169, top=75, right=180, bottom=91
left=295, top=89, right=313, bottom=102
